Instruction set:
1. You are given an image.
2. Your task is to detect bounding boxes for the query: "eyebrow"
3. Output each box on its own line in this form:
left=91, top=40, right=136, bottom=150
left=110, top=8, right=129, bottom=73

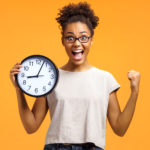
left=80, top=31, right=87, bottom=34
left=66, top=31, right=88, bottom=34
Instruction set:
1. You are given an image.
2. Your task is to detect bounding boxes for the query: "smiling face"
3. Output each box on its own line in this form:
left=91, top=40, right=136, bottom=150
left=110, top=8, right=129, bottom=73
left=62, top=22, right=93, bottom=66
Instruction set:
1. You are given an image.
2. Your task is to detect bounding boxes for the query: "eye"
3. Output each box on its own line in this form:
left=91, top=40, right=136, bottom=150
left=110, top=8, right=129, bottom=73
left=65, top=36, right=74, bottom=41
left=80, top=36, right=88, bottom=41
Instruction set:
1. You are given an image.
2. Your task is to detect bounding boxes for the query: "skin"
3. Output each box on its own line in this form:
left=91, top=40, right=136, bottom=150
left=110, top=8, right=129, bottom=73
left=10, top=63, right=48, bottom=133
left=10, top=22, right=141, bottom=137
left=61, top=22, right=93, bottom=72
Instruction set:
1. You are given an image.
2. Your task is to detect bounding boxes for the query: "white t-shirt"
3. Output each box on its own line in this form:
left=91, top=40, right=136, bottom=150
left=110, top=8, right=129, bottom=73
left=45, top=67, right=120, bottom=149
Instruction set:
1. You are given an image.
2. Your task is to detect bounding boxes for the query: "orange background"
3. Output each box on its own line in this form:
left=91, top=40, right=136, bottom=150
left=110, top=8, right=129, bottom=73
left=0, top=0, right=150, bottom=149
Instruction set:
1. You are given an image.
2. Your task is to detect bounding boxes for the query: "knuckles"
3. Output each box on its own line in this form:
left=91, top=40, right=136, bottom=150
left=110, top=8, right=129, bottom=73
left=127, top=71, right=141, bottom=80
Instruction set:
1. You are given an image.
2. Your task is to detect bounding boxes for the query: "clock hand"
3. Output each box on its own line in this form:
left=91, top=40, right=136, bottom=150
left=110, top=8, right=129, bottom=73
left=27, top=75, right=37, bottom=78
left=36, top=61, right=45, bottom=77
left=27, top=75, right=44, bottom=78
left=38, top=75, right=44, bottom=77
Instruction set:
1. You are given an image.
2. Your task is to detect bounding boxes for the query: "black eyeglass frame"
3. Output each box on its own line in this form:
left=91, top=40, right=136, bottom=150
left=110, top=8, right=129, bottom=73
left=64, top=36, right=92, bottom=43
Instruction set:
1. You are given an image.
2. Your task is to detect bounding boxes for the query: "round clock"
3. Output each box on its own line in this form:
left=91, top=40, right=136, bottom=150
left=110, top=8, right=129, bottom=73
left=16, top=55, right=59, bottom=97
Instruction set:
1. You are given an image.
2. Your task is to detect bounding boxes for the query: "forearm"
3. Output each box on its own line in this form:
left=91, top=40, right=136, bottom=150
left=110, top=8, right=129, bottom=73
left=116, top=90, right=139, bottom=136
left=16, top=88, right=36, bottom=133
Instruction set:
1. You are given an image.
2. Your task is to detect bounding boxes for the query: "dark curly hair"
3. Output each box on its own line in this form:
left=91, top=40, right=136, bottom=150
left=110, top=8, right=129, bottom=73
left=56, top=2, right=99, bottom=37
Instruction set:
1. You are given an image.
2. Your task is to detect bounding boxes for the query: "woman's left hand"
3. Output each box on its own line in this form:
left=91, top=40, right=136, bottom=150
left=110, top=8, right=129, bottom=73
left=128, top=70, right=141, bottom=93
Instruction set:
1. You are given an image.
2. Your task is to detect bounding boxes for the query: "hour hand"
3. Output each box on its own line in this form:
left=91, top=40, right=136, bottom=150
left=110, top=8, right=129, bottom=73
left=27, top=75, right=38, bottom=78
left=27, top=75, right=44, bottom=78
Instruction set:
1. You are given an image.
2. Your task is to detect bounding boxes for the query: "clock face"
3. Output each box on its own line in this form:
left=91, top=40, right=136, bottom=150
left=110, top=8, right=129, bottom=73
left=16, top=55, right=59, bottom=97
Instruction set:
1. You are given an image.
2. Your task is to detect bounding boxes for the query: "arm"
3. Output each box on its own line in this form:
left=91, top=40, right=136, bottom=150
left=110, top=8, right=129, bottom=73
left=107, top=70, right=140, bottom=136
left=16, top=89, right=48, bottom=134
left=10, top=63, right=49, bottom=134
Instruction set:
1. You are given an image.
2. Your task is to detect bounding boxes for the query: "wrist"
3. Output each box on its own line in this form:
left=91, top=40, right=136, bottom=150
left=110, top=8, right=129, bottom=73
left=131, top=85, right=139, bottom=92
left=15, top=87, right=22, bottom=92
left=131, top=88, right=139, bottom=96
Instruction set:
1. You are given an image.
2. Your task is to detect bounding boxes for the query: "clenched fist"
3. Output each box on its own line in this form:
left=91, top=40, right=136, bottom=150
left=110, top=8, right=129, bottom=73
left=128, top=70, right=141, bottom=93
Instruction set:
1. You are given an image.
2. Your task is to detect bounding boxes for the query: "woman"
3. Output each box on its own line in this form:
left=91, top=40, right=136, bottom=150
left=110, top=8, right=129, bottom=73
left=10, top=2, right=140, bottom=150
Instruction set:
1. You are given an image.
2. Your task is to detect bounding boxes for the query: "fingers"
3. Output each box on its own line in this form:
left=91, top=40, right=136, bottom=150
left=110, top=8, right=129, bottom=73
left=10, top=68, right=21, bottom=73
left=10, top=62, right=22, bottom=76
left=12, top=62, right=22, bottom=70
left=12, top=62, right=22, bottom=69
left=10, top=69, right=21, bottom=76
left=128, top=70, right=140, bottom=75
left=10, top=62, right=23, bottom=88
left=127, top=70, right=141, bottom=81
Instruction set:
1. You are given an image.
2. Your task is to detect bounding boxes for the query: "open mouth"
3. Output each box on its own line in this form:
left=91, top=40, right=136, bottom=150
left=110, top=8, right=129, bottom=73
left=71, top=49, right=84, bottom=60
left=72, top=50, right=84, bottom=55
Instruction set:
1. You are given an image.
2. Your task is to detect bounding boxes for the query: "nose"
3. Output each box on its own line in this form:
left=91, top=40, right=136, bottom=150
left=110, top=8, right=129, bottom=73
left=73, top=38, right=81, bottom=47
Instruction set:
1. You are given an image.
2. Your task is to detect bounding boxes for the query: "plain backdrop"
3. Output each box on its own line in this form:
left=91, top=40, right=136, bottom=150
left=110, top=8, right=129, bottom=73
left=0, top=0, right=149, bottom=149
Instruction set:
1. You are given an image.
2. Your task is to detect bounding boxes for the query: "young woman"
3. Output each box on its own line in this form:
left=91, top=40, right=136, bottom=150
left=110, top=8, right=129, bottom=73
left=10, top=2, right=140, bottom=150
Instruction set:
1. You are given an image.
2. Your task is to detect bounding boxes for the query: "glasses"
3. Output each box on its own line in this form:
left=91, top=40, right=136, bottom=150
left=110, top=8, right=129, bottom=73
left=64, top=35, right=91, bottom=43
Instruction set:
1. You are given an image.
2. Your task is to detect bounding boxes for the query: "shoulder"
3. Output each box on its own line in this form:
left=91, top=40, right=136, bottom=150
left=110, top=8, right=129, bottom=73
left=91, top=66, right=113, bottom=77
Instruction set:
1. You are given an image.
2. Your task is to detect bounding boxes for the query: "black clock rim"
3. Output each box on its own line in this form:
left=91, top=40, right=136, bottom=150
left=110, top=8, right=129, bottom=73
left=15, top=54, right=59, bottom=97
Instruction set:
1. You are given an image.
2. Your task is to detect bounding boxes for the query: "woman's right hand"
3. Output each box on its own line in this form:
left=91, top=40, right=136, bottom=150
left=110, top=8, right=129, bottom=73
left=10, top=62, right=22, bottom=89
left=10, top=62, right=49, bottom=134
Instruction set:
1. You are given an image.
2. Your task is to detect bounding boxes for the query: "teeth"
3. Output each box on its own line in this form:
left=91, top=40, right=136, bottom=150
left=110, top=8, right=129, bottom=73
left=72, top=50, right=83, bottom=53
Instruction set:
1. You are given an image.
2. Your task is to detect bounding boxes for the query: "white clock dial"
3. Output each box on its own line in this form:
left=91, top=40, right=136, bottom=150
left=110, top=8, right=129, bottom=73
left=16, top=55, right=59, bottom=97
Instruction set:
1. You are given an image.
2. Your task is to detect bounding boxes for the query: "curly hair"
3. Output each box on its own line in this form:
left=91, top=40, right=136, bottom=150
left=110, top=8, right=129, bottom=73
left=56, top=2, right=99, bottom=37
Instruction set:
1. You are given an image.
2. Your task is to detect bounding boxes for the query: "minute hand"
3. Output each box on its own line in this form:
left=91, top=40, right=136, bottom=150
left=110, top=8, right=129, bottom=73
left=36, top=61, right=45, bottom=76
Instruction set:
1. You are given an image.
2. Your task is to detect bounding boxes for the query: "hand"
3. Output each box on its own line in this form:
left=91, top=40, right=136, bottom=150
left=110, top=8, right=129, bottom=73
left=27, top=75, right=44, bottom=78
left=10, top=62, right=22, bottom=89
left=128, top=70, right=141, bottom=93
left=36, top=61, right=45, bottom=77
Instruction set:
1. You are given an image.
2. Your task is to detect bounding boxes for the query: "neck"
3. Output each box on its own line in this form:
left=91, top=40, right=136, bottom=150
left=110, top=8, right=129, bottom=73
left=61, top=59, right=92, bottom=72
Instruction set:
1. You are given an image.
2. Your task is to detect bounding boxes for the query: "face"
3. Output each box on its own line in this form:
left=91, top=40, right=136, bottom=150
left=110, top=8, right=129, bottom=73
left=62, top=22, right=93, bottom=66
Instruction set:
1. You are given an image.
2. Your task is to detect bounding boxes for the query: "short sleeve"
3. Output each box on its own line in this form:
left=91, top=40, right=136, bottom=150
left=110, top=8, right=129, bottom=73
left=107, top=72, right=120, bottom=94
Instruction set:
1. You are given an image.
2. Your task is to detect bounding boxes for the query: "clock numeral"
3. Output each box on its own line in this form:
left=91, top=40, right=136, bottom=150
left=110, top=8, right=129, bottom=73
left=36, top=59, right=41, bottom=65
left=28, top=85, right=31, bottom=91
left=35, top=88, right=38, bottom=93
left=45, top=62, right=48, bottom=67
left=23, top=80, right=26, bottom=85
left=43, top=86, right=46, bottom=91
left=21, top=73, right=25, bottom=77
left=24, top=66, right=29, bottom=71
left=29, top=61, right=34, bottom=66
left=51, top=74, right=54, bottom=79
left=48, top=81, right=51, bottom=86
